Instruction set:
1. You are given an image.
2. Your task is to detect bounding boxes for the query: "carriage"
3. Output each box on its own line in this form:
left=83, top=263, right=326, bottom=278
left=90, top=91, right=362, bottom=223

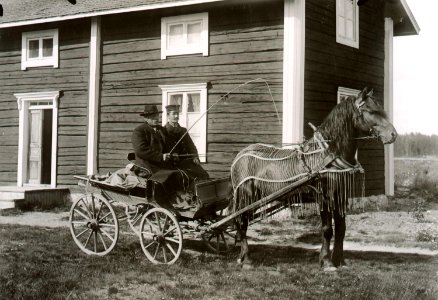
left=69, top=152, right=325, bottom=264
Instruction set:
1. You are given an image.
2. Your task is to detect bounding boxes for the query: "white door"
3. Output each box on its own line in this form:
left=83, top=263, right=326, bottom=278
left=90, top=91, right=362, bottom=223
left=27, top=110, right=43, bottom=184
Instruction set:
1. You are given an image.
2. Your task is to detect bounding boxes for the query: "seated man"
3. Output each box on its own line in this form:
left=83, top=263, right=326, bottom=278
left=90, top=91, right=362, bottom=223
left=163, top=104, right=209, bottom=181
left=131, top=104, right=192, bottom=208
left=131, top=104, right=172, bottom=175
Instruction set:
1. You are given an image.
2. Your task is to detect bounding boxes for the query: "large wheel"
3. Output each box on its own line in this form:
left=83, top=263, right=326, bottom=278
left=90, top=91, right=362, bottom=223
left=139, top=207, right=183, bottom=264
left=202, top=226, right=236, bottom=254
left=69, top=193, right=119, bottom=256
left=125, top=203, right=157, bottom=236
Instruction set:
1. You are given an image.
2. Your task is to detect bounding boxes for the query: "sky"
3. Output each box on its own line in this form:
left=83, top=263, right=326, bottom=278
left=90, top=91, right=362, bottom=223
left=393, top=0, right=438, bottom=136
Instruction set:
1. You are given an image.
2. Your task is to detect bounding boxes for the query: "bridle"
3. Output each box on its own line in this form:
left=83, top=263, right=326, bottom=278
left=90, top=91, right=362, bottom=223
left=353, top=96, right=379, bottom=140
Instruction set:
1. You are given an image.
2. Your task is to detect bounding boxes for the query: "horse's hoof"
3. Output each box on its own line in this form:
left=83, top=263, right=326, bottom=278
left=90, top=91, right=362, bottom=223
left=322, top=266, right=337, bottom=272
left=237, top=258, right=242, bottom=264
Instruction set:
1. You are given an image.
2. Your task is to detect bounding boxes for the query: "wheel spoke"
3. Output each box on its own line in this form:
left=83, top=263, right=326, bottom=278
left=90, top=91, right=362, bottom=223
left=75, top=228, right=90, bottom=239
left=72, top=221, right=88, bottom=225
left=145, top=218, right=159, bottom=233
left=165, top=242, right=177, bottom=257
left=98, top=211, right=112, bottom=223
left=100, top=228, right=115, bottom=243
left=84, top=230, right=93, bottom=249
left=164, top=237, right=180, bottom=244
left=98, top=223, right=116, bottom=228
left=98, top=231, right=108, bottom=250
left=162, top=247, right=168, bottom=263
left=153, top=244, right=160, bottom=259
left=163, top=226, right=176, bottom=237
left=221, top=233, right=229, bottom=250
left=94, top=201, right=104, bottom=220
left=141, top=231, right=155, bottom=238
left=78, top=199, right=92, bottom=218
left=91, top=195, right=97, bottom=218
left=144, top=241, right=156, bottom=250
left=155, top=212, right=162, bottom=232
left=93, top=231, right=98, bottom=252
left=73, top=208, right=90, bottom=221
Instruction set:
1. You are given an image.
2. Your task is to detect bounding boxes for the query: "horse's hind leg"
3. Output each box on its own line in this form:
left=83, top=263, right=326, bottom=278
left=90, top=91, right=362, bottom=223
left=235, top=213, right=250, bottom=264
left=332, top=210, right=346, bottom=267
left=320, top=205, right=336, bottom=271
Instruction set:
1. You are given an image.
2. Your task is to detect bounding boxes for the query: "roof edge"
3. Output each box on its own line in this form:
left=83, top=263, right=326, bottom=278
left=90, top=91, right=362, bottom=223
left=0, top=0, right=226, bottom=29
left=399, top=0, right=420, bottom=35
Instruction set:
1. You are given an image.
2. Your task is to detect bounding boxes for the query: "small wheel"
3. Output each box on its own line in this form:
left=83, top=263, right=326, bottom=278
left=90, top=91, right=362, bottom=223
left=69, top=193, right=119, bottom=256
left=139, top=207, right=183, bottom=264
left=202, top=227, right=236, bottom=254
left=125, top=203, right=156, bottom=236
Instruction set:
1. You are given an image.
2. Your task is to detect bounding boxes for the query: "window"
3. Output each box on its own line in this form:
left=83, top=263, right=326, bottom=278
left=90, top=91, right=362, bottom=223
left=161, top=13, right=209, bottom=59
left=336, top=0, right=359, bottom=48
left=22, top=29, right=59, bottom=70
left=159, top=83, right=207, bottom=162
left=337, top=86, right=360, bottom=103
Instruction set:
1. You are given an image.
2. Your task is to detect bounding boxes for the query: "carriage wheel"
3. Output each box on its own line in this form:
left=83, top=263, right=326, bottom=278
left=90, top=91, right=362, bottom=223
left=202, top=227, right=236, bottom=254
left=125, top=202, right=157, bottom=236
left=139, top=207, right=183, bottom=264
left=69, top=193, right=119, bottom=256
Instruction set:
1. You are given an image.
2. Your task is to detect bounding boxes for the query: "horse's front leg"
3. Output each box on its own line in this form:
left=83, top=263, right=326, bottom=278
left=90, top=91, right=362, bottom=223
left=320, top=207, right=336, bottom=271
left=235, top=213, right=250, bottom=265
left=332, top=210, right=346, bottom=267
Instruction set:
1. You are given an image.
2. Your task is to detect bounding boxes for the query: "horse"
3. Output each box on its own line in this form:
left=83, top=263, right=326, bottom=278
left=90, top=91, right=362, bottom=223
left=229, top=87, right=397, bottom=270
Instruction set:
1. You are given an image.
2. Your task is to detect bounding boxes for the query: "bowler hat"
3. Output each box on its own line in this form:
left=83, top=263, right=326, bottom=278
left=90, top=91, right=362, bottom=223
left=140, top=104, right=162, bottom=116
left=165, top=104, right=180, bottom=112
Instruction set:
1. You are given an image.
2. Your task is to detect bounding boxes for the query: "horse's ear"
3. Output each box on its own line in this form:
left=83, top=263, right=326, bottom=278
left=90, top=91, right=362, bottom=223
left=366, top=89, right=374, bottom=97
left=355, top=88, right=367, bottom=108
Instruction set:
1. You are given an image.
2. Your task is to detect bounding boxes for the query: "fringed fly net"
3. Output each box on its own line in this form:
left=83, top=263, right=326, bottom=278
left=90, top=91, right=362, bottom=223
left=230, top=133, right=365, bottom=218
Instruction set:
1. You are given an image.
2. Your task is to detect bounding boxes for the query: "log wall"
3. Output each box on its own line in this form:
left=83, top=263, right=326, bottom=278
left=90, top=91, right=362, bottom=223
left=305, top=0, right=387, bottom=195
left=99, top=0, right=284, bottom=177
left=0, top=19, right=90, bottom=185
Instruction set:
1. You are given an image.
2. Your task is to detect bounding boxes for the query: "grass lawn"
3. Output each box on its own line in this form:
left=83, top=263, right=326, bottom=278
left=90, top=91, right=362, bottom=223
left=1, top=222, right=437, bottom=300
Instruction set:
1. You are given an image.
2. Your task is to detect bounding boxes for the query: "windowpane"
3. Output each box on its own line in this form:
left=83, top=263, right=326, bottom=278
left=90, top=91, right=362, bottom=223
left=187, top=22, right=202, bottom=45
left=187, top=93, right=200, bottom=112
left=42, top=38, right=53, bottom=57
left=346, top=20, right=354, bottom=39
left=168, top=24, right=184, bottom=48
left=169, top=94, right=183, bottom=107
left=28, top=39, right=39, bottom=58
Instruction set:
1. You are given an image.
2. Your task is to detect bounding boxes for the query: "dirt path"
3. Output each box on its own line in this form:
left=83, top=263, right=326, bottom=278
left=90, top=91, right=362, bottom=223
left=1, top=210, right=437, bottom=256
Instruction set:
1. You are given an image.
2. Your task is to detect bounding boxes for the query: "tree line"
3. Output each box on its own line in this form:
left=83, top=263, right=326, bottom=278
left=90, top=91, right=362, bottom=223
left=394, top=133, right=438, bottom=157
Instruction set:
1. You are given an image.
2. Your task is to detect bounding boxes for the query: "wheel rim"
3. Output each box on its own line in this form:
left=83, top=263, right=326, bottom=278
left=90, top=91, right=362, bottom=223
left=69, top=194, right=119, bottom=256
left=139, top=207, right=183, bottom=264
left=125, top=203, right=155, bottom=236
left=202, top=227, right=235, bottom=254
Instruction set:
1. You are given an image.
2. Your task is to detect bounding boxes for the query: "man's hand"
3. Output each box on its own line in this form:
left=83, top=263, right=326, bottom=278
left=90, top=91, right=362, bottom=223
left=193, top=158, right=200, bottom=165
left=163, top=153, right=171, bottom=162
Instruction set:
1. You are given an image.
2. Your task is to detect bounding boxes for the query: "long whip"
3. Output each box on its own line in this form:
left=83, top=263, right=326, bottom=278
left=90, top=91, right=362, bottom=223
left=168, top=78, right=281, bottom=154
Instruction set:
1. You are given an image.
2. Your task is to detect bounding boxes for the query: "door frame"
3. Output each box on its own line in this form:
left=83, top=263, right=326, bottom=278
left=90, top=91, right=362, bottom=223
left=14, top=91, right=60, bottom=188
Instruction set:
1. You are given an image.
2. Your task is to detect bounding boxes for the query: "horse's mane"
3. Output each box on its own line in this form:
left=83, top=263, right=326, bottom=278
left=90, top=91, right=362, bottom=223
left=318, top=97, right=358, bottom=157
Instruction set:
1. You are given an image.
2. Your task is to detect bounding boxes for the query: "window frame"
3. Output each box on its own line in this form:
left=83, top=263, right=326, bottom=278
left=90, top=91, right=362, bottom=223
left=21, top=29, right=59, bottom=70
left=161, top=12, right=209, bottom=59
left=159, top=83, right=208, bottom=162
left=336, top=0, right=359, bottom=48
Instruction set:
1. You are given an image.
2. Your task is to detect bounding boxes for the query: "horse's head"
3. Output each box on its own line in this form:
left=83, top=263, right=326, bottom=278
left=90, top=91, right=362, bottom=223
left=354, top=87, right=397, bottom=144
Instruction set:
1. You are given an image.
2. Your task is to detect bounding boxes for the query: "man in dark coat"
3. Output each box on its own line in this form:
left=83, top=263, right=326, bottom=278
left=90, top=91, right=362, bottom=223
left=131, top=104, right=173, bottom=175
left=163, top=104, right=209, bottom=180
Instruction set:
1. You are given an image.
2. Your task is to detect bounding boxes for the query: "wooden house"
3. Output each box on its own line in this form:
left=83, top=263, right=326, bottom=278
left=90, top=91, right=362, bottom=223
left=0, top=0, right=418, bottom=198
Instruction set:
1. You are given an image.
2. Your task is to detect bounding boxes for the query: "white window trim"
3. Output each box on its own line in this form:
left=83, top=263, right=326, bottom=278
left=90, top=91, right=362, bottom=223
left=161, top=12, right=209, bottom=59
left=21, top=29, right=59, bottom=70
left=14, top=91, right=60, bottom=188
left=337, top=87, right=360, bottom=103
left=336, top=0, right=359, bottom=48
left=159, top=83, right=208, bottom=163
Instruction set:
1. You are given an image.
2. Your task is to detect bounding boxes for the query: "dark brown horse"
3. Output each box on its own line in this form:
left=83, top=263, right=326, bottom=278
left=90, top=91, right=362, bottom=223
left=230, top=87, right=397, bottom=270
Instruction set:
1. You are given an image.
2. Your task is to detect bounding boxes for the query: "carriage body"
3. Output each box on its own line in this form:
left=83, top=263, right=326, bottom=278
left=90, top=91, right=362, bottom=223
left=69, top=172, right=232, bottom=264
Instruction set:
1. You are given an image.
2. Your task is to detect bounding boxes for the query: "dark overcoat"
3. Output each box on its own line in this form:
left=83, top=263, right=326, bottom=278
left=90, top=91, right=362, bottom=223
left=132, top=122, right=171, bottom=174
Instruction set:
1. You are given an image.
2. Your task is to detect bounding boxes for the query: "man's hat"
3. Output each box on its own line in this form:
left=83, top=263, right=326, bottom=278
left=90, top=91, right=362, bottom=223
left=165, top=104, right=180, bottom=112
left=140, top=104, right=162, bottom=116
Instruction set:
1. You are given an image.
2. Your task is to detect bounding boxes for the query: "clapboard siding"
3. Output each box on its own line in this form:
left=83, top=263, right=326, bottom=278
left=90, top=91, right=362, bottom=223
left=0, top=19, right=90, bottom=185
left=305, top=0, right=386, bottom=195
left=98, top=0, right=284, bottom=176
